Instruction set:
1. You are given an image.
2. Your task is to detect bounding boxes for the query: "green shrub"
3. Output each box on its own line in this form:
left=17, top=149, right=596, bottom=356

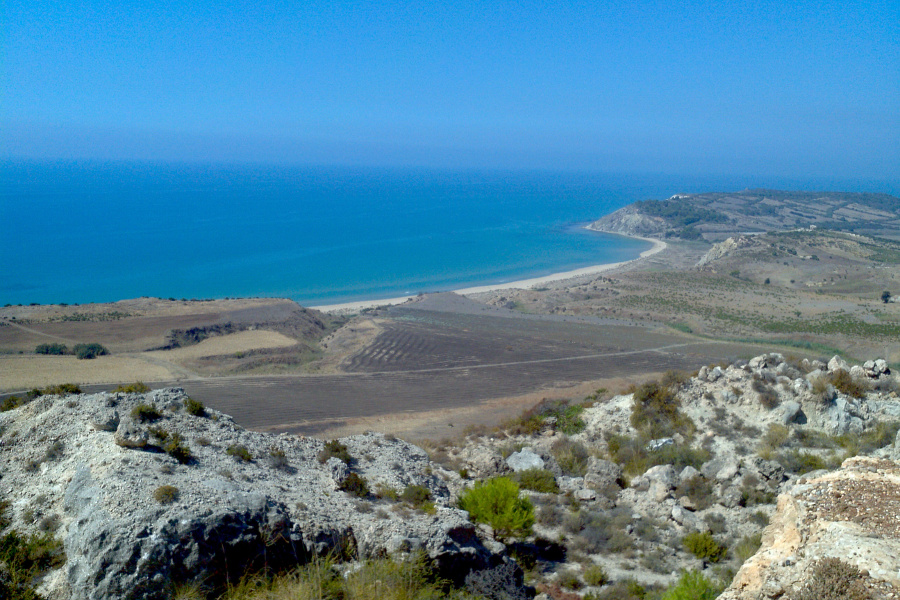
left=758, top=423, right=791, bottom=456
left=339, top=473, right=370, bottom=497
left=551, top=438, right=590, bottom=477
left=660, top=570, right=723, bottom=600
left=682, top=531, right=727, bottom=563
left=318, top=439, right=352, bottom=464
left=226, top=444, right=253, bottom=462
left=793, top=557, right=871, bottom=600
left=583, top=564, right=608, bottom=586
left=458, top=477, right=534, bottom=540
left=114, top=382, right=150, bottom=393
left=515, top=468, right=559, bottom=493
left=153, top=485, right=179, bottom=504
left=400, top=484, right=432, bottom=507
left=776, top=449, right=838, bottom=475
left=73, top=343, right=109, bottom=360
left=42, top=383, right=81, bottom=396
left=630, top=380, right=694, bottom=439
left=606, top=432, right=710, bottom=476
left=586, top=579, right=648, bottom=600
left=183, top=397, right=206, bottom=417
left=35, top=343, right=67, bottom=355
left=131, top=403, right=162, bottom=423
left=830, top=370, right=868, bottom=399
left=163, top=433, right=191, bottom=464
left=1, top=396, right=26, bottom=412
left=0, top=526, right=66, bottom=600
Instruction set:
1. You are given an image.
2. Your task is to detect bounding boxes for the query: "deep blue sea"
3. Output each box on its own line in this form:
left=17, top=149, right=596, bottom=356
left=2, top=160, right=897, bottom=307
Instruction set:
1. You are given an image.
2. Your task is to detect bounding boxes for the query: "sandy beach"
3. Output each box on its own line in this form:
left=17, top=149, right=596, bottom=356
left=311, top=235, right=667, bottom=313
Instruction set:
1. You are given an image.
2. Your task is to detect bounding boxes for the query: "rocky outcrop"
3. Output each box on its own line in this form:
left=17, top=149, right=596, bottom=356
left=719, top=456, right=900, bottom=600
left=587, top=205, right=668, bottom=238
left=0, top=389, right=492, bottom=600
left=697, top=236, right=757, bottom=266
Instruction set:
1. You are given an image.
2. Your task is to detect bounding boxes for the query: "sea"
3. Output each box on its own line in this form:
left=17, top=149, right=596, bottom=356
left=2, top=160, right=897, bottom=307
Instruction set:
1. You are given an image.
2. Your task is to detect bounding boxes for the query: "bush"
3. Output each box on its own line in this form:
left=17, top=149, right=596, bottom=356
left=551, top=438, right=590, bottom=477
left=73, top=343, right=109, bottom=360
left=793, top=557, right=871, bottom=600
left=0, top=525, right=66, bottom=600
left=267, top=447, right=290, bottom=470
left=183, top=397, right=206, bottom=417
left=587, top=579, right=648, bottom=600
left=153, top=485, right=179, bottom=504
left=163, top=433, right=191, bottom=464
left=557, top=570, right=582, bottom=590
left=400, top=484, right=432, bottom=507
left=606, top=432, right=710, bottom=476
left=226, top=444, right=252, bottom=462
left=114, top=382, right=150, bottom=393
left=776, top=449, right=838, bottom=475
left=630, top=380, right=694, bottom=439
left=830, top=369, right=868, bottom=399
left=660, top=570, right=723, bottom=600
left=339, top=473, right=370, bottom=497
left=458, top=477, right=534, bottom=540
left=583, top=564, right=608, bottom=586
left=515, top=468, right=559, bottom=493
left=752, top=378, right=780, bottom=409
left=131, top=404, right=162, bottom=423
left=41, top=383, right=81, bottom=396
left=682, top=531, right=727, bottom=563
left=1, top=396, right=26, bottom=412
left=464, top=561, right=529, bottom=600
left=35, top=343, right=67, bottom=355
left=318, top=439, right=352, bottom=464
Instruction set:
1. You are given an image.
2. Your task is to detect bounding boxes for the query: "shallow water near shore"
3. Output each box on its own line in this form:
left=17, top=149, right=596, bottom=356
left=2, top=160, right=893, bottom=306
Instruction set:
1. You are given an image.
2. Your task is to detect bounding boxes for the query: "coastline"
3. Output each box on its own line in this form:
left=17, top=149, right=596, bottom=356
left=310, top=234, right=667, bottom=313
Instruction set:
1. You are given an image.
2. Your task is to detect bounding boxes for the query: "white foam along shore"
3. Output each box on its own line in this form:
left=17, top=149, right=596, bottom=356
left=310, top=235, right=667, bottom=313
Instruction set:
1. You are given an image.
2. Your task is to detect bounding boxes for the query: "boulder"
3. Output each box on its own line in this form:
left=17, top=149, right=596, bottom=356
left=583, top=458, right=622, bottom=491
left=827, top=355, right=849, bottom=373
left=643, top=464, right=676, bottom=488
left=647, top=437, right=675, bottom=452
left=91, top=408, right=120, bottom=432
left=113, top=418, right=149, bottom=448
left=506, top=447, right=544, bottom=472
left=781, top=401, right=802, bottom=426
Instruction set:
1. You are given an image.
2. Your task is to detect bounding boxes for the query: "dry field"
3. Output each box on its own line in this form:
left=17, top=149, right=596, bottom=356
left=0, top=355, right=176, bottom=391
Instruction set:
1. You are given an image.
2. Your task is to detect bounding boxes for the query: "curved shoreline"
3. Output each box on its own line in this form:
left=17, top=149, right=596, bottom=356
left=311, top=235, right=667, bottom=313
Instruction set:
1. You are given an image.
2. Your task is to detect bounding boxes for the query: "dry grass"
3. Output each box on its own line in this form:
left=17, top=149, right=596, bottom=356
left=0, top=355, right=175, bottom=392
left=146, top=330, right=298, bottom=361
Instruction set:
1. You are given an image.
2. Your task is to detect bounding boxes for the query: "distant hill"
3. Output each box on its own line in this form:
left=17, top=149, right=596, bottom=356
left=589, top=190, right=900, bottom=242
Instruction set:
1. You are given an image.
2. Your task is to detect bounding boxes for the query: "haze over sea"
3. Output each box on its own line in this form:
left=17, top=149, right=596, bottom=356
left=2, top=160, right=897, bottom=307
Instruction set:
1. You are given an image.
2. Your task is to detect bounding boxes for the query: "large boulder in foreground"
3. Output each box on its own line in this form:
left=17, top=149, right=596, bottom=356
left=719, top=456, right=900, bottom=600
left=0, top=389, right=491, bottom=600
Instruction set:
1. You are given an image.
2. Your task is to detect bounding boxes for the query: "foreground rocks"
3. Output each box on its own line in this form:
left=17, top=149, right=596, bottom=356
left=0, top=389, right=491, bottom=599
left=720, top=456, right=900, bottom=599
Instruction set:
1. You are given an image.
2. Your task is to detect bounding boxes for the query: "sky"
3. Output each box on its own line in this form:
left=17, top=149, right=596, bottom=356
left=2, top=0, right=899, bottom=177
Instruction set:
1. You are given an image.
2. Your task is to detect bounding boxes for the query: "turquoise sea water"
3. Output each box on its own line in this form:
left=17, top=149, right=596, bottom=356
left=2, top=161, right=896, bottom=306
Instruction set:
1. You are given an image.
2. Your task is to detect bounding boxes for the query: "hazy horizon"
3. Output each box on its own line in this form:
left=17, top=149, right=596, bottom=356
left=3, top=1, right=898, bottom=179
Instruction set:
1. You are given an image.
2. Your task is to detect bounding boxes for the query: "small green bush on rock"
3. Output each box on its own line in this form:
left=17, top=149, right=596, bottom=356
left=458, top=477, right=534, bottom=540
left=583, top=564, right=608, bottom=586
left=660, top=570, right=723, bottom=600
left=163, top=433, right=191, bottom=464
left=131, top=404, right=162, bottom=423
left=318, top=440, right=352, bottom=464
left=339, top=473, right=370, bottom=497
left=226, top=444, right=252, bottom=462
left=114, top=382, right=150, bottom=393
left=183, top=397, right=206, bottom=417
left=682, top=531, right=727, bottom=563
left=153, top=485, right=179, bottom=504
left=793, top=557, right=871, bottom=600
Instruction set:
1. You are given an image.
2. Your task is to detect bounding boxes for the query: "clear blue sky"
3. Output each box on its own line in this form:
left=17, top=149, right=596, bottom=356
left=2, top=0, right=898, bottom=177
